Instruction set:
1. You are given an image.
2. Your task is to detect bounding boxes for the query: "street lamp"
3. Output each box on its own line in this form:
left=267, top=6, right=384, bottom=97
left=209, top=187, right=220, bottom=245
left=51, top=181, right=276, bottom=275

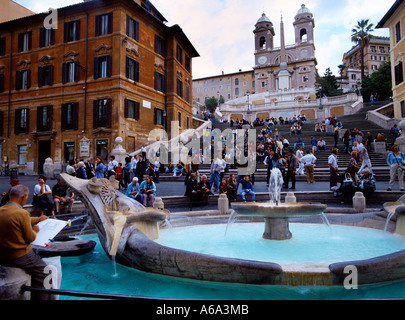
left=246, top=91, right=251, bottom=114
left=318, top=85, right=323, bottom=110
left=356, top=80, right=362, bottom=96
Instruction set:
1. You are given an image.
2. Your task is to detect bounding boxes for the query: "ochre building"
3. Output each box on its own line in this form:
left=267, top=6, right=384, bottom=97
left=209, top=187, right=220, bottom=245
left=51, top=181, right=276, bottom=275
left=0, top=0, right=199, bottom=174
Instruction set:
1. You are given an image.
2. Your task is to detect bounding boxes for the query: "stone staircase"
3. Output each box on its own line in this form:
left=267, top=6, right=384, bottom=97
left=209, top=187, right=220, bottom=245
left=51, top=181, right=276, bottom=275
left=157, top=101, right=394, bottom=182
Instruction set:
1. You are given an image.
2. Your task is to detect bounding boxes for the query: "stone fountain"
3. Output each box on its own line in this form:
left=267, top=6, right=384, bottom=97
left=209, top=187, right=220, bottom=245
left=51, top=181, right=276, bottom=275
left=232, top=169, right=327, bottom=240
left=59, top=172, right=405, bottom=288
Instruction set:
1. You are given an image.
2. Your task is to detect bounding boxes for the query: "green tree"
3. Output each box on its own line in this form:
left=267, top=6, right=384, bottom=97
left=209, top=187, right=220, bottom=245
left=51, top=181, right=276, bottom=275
left=361, top=61, right=392, bottom=102
left=204, top=96, right=225, bottom=112
left=351, top=19, right=375, bottom=80
left=316, top=68, right=342, bottom=97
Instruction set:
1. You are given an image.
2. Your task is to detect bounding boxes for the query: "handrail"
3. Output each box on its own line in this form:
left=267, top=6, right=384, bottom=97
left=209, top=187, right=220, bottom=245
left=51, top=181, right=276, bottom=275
left=21, top=285, right=176, bottom=300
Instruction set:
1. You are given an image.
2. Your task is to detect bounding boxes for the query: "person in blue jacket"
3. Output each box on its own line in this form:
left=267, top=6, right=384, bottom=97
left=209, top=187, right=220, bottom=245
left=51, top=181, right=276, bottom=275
left=125, top=177, right=143, bottom=204
left=239, top=175, right=255, bottom=202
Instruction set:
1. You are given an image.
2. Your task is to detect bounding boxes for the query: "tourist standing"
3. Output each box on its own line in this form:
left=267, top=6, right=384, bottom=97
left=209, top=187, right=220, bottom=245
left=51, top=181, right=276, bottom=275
left=106, top=156, right=118, bottom=179
left=386, top=145, right=405, bottom=192
left=284, top=149, right=299, bottom=189
left=328, top=148, right=340, bottom=189
left=300, top=150, right=317, bottom=184
left=94, top=157, right=105, bottom=179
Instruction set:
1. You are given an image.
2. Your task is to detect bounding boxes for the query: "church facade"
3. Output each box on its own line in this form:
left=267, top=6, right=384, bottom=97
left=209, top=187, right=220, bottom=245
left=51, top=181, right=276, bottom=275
left=253, top=4, right=317, bottom=94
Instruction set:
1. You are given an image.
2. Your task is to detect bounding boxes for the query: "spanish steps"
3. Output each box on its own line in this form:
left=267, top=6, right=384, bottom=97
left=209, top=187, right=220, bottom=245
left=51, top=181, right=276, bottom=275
left=158, top=100, right=394, bottom=183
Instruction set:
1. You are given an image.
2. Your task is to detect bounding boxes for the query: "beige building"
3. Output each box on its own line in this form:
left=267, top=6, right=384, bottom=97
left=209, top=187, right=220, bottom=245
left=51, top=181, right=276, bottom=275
left=0, top=0, right=34, bottom=23
left=342, top=36, right=390, bottom=78
left=192, top=69, right=255, bottom=111
left=377, top=0, right=405, bottom=118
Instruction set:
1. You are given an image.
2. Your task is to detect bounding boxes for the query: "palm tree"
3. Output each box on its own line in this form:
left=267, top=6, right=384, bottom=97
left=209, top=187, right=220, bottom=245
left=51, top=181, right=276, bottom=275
left=351, top=19, right=374, bottom=81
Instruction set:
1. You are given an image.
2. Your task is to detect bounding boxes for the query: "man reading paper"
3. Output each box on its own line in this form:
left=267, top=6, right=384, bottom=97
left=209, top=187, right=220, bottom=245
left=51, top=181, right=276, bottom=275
left=0, top=185, right=54, bottom=300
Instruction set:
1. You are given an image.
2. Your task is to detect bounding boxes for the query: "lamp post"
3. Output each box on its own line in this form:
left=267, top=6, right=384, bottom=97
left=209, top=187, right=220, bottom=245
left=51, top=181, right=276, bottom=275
left=356, top=80, right=362, bottom=96
left=318, top=85, right=323, bottom=110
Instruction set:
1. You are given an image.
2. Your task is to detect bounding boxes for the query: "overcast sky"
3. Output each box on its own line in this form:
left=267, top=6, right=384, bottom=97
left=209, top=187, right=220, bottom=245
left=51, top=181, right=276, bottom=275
left=16, top=0, right=395, bottom=79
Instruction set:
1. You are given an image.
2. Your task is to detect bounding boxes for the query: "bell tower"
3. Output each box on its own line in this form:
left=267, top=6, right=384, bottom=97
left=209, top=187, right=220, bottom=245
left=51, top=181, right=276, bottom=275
left=254, top=13, right=275, bottom=67
left=294, top=4, right=315, bottom=45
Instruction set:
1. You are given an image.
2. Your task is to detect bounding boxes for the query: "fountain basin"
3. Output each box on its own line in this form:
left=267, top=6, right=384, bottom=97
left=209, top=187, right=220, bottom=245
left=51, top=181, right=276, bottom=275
left=231, top=202, right=328, bottom=240
left=114, top=218, right=405, bottom=287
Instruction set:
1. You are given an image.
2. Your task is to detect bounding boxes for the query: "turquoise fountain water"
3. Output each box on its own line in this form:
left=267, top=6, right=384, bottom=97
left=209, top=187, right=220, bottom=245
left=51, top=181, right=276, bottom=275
left=60, top=226, right=405, bottom=300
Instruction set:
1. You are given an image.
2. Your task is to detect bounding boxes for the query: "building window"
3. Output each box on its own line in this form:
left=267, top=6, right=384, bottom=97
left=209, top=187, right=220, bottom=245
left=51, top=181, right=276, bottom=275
left=17, top=145, right=27, bottom=165
left=177, top=79, right=183, bottom=98
left=186, top=86, right=190, bottom=103
left=155, top=72, right=166, bottom=93
left=0, top=37, right=5, bottom=56
left=16, top=70, right=30, bottom=90
left=126, top=57, right=139, bottom=82
left=124, top=99, right=140, bottom=120
left=186, top=116, right=189, bottom=129
left=300, top=29, right=308, bottom=42
left=39, top=28, right=55, bottom=47
left=15, top=108, right=29, bottom=134
left=0, top=111, right=3, bottom=136
left=93, top=99, right=112, bottom=128
left=178, top=112, right=182, bottom=127
left=38, top=65, right=53, bottom=87
left=185, top=55, right=191, bottom=72
left=126, top=16, right=139, bottom=41
left=18, top=31, right=31, bottom=52
left=61, top=102, right=78, bottom=131
left=154, top=108, right=163, bottom=125
left=37, top=105, right=53, bottom=132
left=94, top=55, right=111, bottom=79
left=64, top=20, right=80, bottom=42
left=235, top=78, right=239, bottom=86
left=396, top=21, right=402, bottom=44
left=351, top=74, right=357, bottom=80
left=235, top=88, right=239, bottom=96
left=259, top=37, right=266, bottom=49
left=95, top=13, right=113, bottom=36
left=395, top=61, right=404, bottom=85
left=177, top=44, right=183, bottom=64
left=96, top=140, right=109, bottom=161
left=64, top=142, right=75, bottom=163
left=401, top=101, right=405, bottom=118
left=155, top=35, right=166, bottom=57
left=62, top=61, right=79, bottom=83
left=0, top=74, right=4, bottom=93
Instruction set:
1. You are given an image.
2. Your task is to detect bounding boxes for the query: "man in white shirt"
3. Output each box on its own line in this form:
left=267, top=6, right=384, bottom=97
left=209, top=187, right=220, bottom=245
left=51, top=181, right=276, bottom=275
left=107, top=155, right=118, bottom=179
left=131, top=155, right=139, bottom=178
left=328, top=148, right=340, bottom=189
left=300, top=151, right=317, bottom=183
